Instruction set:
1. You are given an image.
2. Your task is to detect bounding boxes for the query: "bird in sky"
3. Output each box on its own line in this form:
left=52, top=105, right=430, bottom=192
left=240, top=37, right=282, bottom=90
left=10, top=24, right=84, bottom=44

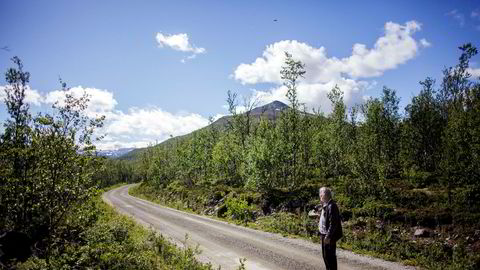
left=1, top=46, right=10, bottom=51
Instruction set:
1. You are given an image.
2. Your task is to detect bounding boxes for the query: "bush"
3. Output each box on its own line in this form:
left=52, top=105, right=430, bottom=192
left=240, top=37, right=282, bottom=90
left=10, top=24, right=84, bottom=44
left=16, top=198, right=214, bottom=270
left=353, top=200, right=395, bottom=220
left=225, top=197, right=255, bottom=222
left=254, top=212, right=316, bottom=236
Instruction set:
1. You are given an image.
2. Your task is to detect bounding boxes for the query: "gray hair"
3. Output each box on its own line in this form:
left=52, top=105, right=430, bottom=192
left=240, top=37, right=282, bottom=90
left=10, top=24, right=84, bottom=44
left=319, top=187, right=332, bottom=200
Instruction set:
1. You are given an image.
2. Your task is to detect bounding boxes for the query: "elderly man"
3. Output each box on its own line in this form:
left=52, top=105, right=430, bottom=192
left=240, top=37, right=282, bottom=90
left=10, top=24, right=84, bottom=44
left=316, top=187, right=342, bottom=270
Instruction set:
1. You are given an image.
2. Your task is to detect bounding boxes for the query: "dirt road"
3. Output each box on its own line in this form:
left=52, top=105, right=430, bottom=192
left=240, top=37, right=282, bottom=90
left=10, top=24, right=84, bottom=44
left=103, top=184, right=415, bottom=270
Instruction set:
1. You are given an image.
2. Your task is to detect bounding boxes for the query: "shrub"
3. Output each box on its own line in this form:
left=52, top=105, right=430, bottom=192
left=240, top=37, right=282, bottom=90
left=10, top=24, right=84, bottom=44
left=16, top=198, right=214, bottom=270
left=353, top=199, right=395, bottom=220
left=254, top=212, right=315, bottom=236
left=225, top=197, right=255, bottom=222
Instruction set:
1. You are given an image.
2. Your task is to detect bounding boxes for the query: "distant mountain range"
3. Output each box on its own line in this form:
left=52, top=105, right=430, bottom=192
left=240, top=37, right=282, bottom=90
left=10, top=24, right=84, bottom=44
left=116, top=100, right=291, bottom=160
left=96, top=148, right=135, bottom=158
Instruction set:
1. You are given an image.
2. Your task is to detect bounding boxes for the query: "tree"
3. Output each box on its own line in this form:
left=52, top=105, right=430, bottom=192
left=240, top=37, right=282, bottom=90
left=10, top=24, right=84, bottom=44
left=0, top=57, right=104, bottom=262
left=353, top=87, right=401, bottom=197
left=0, top=56, right=33, bottom=232
left=402, top=77, right=443, bottom=173
left=276, top=52, right=306, bottom=187
left=226, top=90, right=258, bottom=149
left=245, top=118, right=278, bottom=192
left=212, top=131, right=244, bottom=186
left=438, top=44, right=480, bottom=206
left=326, top=85, right=349, bottom=178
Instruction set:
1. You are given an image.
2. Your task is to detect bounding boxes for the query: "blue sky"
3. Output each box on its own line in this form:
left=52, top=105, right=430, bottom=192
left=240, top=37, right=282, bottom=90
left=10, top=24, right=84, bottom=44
left=1, top=0, right=479, bottom=149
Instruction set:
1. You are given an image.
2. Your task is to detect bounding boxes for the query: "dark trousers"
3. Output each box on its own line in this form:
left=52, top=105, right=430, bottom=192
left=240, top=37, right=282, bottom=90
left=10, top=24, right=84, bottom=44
left=321, top=235, right=337, bottom=270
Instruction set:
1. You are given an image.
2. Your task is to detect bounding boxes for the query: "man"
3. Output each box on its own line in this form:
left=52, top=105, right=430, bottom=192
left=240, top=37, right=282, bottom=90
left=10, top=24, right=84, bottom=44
left=317, top=187, right=342, bottom=270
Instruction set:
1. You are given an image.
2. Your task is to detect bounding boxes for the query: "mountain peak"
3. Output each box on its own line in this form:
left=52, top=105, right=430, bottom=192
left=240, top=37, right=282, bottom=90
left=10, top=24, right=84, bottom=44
left=250, top=100, right=289, bottom=114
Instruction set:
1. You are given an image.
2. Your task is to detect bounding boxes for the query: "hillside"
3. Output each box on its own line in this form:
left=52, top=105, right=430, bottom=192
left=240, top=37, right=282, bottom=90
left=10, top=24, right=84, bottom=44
left=118, top=100, right=291, bottom=160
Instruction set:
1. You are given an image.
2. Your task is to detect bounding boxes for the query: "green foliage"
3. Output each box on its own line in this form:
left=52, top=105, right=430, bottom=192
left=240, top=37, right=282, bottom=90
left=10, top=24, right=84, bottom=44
left=212, top=131, right=244, bottom=186
left=94, top=158, right=142, bottom=188
left=252, top=211, right=318, bottom=238
left=244, top=118, right=278, bottom=192
left=16, top=198, right=214, bottom=270
left=281, top=52, right=305, bottom=111
left=353, top=200, right=395, bottom=220
left=225, top=197, right=254, bottom=222
left=438, top=43, right=480, bottom=206
left=401, top=77, right=443, bottom=172
left=0, top=57, right=104, bottom=266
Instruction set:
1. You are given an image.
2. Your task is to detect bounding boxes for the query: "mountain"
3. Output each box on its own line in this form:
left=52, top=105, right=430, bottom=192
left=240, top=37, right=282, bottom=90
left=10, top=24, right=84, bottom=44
left=96, top=148, right=135, bottom=158
left=117, top=100, right=291, bottom=160
left=211, top=100, right=289, bottom=128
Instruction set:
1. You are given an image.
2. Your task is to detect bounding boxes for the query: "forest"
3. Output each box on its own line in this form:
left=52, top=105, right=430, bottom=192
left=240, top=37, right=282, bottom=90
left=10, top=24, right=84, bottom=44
left=112, top=45, right=480, bottom=269
left=1, top=43, right=479, bottom=269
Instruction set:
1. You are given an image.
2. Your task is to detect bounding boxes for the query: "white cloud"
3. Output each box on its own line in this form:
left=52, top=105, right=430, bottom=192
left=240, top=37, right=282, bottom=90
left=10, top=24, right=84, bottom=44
left=233, top=21, right=428, bottom=112
left=1, top=84, right=210, bottom=150
left=180, top=54, right=198, bottom=63
left=100, top=107, right=209, bottom=150
left=42, top=86, right=210, bottom=149
left=250, top=79, right=372, bottom=113
left=221, top=104, right=248, bottom=114
left=342, top=20, right=423, bottom=78
left=467, top=68, right=480, bottom=78
left=447, top=9, right=466, bottom=27
left=0, top=85, right=44, bottom=106
left=420, top=38, right=431, bottom=48
left=44, top=86, right=117, bottom=117
left=156, top=32, right=205, bottom=62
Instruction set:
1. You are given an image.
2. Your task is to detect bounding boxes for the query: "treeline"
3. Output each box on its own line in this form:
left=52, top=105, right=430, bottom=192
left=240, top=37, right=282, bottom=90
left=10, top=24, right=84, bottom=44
left=133, top=45, right=479, bottom=218
left=94, top=158, right=142, bottom=187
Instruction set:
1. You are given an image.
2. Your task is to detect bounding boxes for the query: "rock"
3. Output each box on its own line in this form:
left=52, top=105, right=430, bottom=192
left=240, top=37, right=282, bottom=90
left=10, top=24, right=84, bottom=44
left=308, top=209, right=319, bottom=218
left=375, top=220, right=385, bottom=230
left=203, top=207, right=215, bottom=216
left=414, top=228, right=431, bottom=238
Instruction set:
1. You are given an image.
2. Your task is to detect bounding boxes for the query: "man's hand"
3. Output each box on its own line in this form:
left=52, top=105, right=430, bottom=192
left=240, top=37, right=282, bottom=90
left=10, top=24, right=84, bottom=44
left=324, top=237, right=331, bottom=245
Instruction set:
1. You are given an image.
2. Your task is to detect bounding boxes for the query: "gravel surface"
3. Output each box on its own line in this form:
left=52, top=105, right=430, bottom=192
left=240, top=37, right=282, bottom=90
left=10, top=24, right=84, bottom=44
left=103, top=184, right=417, bottom=270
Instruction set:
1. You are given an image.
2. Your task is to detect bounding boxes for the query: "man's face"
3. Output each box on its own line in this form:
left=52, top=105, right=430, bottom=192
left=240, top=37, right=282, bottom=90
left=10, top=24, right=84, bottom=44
left=320, top=192, right=326, bottom=203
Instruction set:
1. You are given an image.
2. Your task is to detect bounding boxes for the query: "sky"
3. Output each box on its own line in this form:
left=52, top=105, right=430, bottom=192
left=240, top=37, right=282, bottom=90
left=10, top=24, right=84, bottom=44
left=1, top=0, right=479, bottom=150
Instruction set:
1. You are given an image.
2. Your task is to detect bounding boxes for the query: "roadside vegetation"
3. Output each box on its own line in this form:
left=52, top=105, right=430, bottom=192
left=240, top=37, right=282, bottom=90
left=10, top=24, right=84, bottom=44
left=0, top=59, right=213, bottom=269
left=16, top=193, right=215, bottom=270
left=124, top=45, right=480, bottom=269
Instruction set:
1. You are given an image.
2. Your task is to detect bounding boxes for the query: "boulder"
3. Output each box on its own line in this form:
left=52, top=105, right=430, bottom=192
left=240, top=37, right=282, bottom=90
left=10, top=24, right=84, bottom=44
left=414, top=228, right=431, bottom=238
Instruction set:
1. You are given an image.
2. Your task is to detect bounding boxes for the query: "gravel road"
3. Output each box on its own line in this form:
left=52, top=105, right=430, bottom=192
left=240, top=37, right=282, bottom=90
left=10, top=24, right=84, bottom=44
left=103, top=184, right=416, bottom=270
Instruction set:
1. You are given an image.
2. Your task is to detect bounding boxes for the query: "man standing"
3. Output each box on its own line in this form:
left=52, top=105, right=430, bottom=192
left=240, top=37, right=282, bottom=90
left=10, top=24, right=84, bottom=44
left=317, top=187, right=342, bottom=270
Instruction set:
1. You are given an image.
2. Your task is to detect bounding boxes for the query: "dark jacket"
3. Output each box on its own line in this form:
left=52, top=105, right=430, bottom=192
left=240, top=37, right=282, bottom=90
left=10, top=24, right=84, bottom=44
left=317, top=200, right=343, bottom=242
